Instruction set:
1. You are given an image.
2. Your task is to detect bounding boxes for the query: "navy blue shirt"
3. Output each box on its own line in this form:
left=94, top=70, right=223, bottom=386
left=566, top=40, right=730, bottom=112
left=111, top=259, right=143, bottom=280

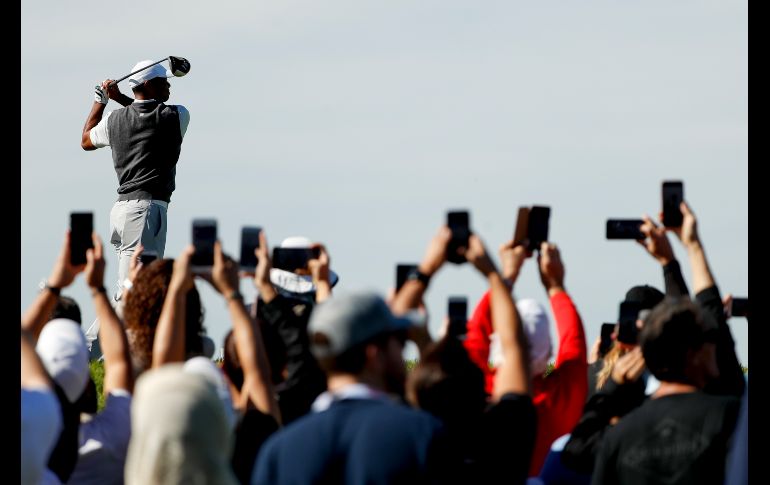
left=252, top=398, right=447, bottom=485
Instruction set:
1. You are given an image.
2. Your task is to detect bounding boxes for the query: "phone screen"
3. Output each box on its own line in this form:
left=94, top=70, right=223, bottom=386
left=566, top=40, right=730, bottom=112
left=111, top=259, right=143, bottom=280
left=139, top=251, right=158, bottom=266
left=617, top=301, right=641, bottom=344
left=447, top=296, right=468, bottom=338
left=606, top=219, right=645, bottom=240
left=731, top=297, right=749, bottom=318
left=662, top=181, right=684, bottom=228
left=272, top=247, right=317, bottom=272
left=396, top=264, right=418, bottom=292
left=599, top=323, right=615, bottom=356
left=70, top=212, right=94, bottom=265
left=191, top=219, right=217, bottom=269
left=447, top=210, right=470, bottom=264
left=527, top=206, right=550, bottom=251
left=240, top=226, right=262, bottom=271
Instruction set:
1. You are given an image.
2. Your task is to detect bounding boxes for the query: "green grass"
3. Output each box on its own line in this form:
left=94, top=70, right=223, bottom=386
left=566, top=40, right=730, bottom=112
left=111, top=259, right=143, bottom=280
left=89, top=360, right=106, bottom=412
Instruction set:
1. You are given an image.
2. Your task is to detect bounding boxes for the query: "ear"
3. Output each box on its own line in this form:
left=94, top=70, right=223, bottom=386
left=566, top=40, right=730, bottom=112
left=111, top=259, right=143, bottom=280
left=365, top=343, right=383, bottom=369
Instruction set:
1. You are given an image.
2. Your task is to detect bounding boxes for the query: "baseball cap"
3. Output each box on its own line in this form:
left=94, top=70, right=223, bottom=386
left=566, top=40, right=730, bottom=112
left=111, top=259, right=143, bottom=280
left=36, top=319, right=90, bottom=403
left=127, top=59, right=174, bottom=89
left=308, top=292, right=414, bottom=359
left=623, top=285, right=665, bottom=311
left=269, top=236, right=340, bottom=295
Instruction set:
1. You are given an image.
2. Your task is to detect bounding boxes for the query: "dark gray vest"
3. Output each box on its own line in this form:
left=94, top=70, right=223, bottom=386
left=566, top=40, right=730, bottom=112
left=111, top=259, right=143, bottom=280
left=107, top=101, right=183, bottom=202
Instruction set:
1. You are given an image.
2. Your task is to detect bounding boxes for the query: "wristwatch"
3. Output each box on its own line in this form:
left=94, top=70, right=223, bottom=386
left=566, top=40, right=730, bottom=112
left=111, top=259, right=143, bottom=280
left=38, top=279, right=61, bottom=296
left=406, top=268, right=431, bottom=287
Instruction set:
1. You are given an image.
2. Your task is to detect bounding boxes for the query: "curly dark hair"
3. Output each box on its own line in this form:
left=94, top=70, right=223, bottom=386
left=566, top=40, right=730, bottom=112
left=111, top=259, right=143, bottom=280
left=123, top=259, right=206, bottom=375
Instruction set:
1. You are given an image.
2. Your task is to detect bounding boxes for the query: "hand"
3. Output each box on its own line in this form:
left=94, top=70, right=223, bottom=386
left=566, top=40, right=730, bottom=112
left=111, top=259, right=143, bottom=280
left=537, top=242, right=565, bottom=295
left=211, top=241, right=240, bottom=297
left=84, top=233, right=106, bottom=290
left=253, top=231, right=272, bottom=288
left=47, top=231, right=85, bottom=288
left=94, top=84, right=109, bottom=104
left=127, top=245, right=145, bottom=284
left=418, top=226, right=452, bottom=276
left=102, top=79, right=122, bottom=101
left=499, top=240, right=528, bottom=285
left=722, top=293, right=733, bottom=318
left=611, top=347, right=646, bottom=385
left=308, top=244, right=331, bottom=286
left=169, top=245, right=195, bottom=294
left=463, top=234, right=497, bottom=276
left=663, top=201, right=699, bottom=248
left=588, top=337, right=601, bottom=364
left=637, top=215, right=675, bottom=265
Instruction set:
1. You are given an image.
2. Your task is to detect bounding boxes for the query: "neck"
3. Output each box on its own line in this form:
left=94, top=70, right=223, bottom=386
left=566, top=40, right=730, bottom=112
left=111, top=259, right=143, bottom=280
left=327, top=372, right=383, bottom=393
left=652, top=381, right=698, bottom=399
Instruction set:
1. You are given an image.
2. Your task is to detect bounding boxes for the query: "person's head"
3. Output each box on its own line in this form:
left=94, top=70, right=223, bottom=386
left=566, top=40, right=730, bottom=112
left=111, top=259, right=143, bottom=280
left=35, top=319, right=91, bottom=482
left=640, top=298, right=719, bottom=387
left=517, top=299, right=552, bottom=378
left=620, top=285, right=665, bottom=347
left=223, top=321, right=286, bottom=388
left=125, top=365, right=238, bottom=485
left=128, top=59, right=173, bottom=102
left=308, top=292, right=412, bottom=396
left=123, top=259, right=206, bottom=375
left=269, top=236, right=339, bottom=303
left=49, top=295, right=81, bottom=323
left=407, top=336, right=487, bottom=425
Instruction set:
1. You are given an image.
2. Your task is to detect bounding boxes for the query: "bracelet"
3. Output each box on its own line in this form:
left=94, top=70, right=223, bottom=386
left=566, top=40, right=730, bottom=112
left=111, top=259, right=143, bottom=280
left=406, top=268, right=431, bottom=287
left=226, top=291, right=244, bottom=302
left=91, top=286, right=107, bottom=296
left=38, top=279, right=61, bottom=296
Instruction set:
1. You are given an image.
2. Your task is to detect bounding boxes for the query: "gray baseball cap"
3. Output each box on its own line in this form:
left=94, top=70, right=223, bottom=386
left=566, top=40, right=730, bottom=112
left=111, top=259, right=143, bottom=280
left=308, top=292, right=414, bottom=359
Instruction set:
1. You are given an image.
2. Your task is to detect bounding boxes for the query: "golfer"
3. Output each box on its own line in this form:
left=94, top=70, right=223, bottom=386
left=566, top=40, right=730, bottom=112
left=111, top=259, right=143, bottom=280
left=81, top=59, right=190, bottom=297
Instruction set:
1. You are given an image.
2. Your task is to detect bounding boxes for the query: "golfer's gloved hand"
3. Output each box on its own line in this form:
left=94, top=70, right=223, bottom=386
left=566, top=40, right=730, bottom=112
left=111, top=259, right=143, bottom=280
left=94, top=85, right=110, bottom=104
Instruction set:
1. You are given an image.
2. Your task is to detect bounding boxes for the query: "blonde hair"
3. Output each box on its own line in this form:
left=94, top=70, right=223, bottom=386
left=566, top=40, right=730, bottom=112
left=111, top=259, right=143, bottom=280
left=596, top=342, right=631, bottom=390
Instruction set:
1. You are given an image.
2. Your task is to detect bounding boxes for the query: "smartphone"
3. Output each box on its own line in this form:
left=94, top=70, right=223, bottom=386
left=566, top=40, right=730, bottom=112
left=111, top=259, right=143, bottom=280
left=662, top=181, right=684, bottom=228
left=69, top=212, right=94, bottom=265
left=513, top=207, right=530, bottom=247
left=447, top=210, right=470, bottom=264
left=272, top=247, right=320, bottom=272
left=606, top=219, right=645, bottom=240
left=139, top=251, right=159, bottom=266
left=731, top=297, right=749, bottom=318
left=527, top=206, right=550, bottom=251
left=617, top=301, right=642, bottom=344
left=396, top=264, right=418, bottom=293
left=191, top=219, right=217, bottom=271
left=599, top=323, right=615, bottom=357
left=240, top=226, right=262, bottom=271
left=447, top=296, right=468, bottom=338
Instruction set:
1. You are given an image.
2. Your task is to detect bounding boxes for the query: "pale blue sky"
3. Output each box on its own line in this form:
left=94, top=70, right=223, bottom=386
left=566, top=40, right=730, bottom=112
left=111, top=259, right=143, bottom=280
left=22, top=1, right=748, bottom=364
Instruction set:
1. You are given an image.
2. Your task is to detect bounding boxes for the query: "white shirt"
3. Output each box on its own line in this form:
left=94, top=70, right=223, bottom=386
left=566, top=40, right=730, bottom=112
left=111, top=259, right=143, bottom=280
left=310, top=383, right=388, bottom=413
left=67, top=390, right=132, bottom=485
left=89, top=99, right=190, bottom=148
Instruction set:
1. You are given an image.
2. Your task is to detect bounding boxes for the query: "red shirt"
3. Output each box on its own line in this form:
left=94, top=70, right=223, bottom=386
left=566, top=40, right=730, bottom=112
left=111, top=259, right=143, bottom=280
left=463, top=290, right=588, bottom=477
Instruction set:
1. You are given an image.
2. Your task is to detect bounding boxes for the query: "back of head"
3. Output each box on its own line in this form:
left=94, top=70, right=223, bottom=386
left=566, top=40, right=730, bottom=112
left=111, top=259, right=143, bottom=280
left=517, top=299, right=552, bottom=377
left=624, top=285, right=665, bottom=311
left=36, top=319, right=90, bottom=403
left=125, top=365, right=237, bottom=485
left=50, top=295, right=81, bottom=323
left=407, top=336, right=487, bottom=424
left=124, top=259, right=205, bottom=374
left=640, top=298, right=713, bottom=385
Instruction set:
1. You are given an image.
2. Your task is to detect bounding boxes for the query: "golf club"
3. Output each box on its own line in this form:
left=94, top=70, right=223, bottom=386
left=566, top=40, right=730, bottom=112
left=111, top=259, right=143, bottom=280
left=109, top=56, right=190, bottom=86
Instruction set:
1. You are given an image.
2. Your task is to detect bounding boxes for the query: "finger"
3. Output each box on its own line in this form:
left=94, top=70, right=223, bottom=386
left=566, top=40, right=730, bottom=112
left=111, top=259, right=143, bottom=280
left=213, top=240, right=224, bottom=266
left=63, top=231, right=72, bottom=260
left=92, top=232, right=103, bottom=260
left=680, top=200, right=692, bottom=216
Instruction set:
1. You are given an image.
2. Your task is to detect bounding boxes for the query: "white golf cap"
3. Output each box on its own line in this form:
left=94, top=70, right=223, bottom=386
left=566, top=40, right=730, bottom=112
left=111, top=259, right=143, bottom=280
left=128, top=59, right=173, bottom=89
left=36, top=319, right=90, bottom=403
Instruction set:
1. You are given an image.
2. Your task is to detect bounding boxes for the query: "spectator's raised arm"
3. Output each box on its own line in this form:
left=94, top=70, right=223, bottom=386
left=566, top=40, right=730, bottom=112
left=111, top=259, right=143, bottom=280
left=152, top=245, right=195, bottom=367
left=84, top=233, right=133, bottom=394
left=210, top=240, right=281, bottom=423
left=308, top=243, right=332, bottom=304
left=465, top=234, right=531, bottom=399
left=22, top=232, right=85, bottom=341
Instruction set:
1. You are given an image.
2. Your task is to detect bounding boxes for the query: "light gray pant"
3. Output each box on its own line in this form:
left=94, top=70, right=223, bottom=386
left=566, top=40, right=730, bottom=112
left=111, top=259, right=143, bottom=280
left=109, top=199, right=168, bottom=294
